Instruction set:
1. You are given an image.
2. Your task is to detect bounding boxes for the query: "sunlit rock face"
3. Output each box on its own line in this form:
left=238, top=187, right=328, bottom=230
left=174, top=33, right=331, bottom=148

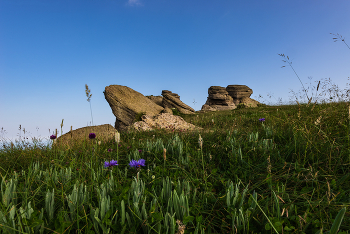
left=104, top=85, right=164, bottom=132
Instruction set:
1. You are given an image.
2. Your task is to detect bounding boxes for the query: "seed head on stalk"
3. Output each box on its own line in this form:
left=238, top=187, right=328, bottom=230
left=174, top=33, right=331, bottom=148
left=85, top=84, right=94, bottom=126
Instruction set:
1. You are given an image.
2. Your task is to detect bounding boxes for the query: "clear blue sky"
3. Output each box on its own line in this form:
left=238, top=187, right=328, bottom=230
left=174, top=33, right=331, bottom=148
left=1, top=0, right=350, bottom=147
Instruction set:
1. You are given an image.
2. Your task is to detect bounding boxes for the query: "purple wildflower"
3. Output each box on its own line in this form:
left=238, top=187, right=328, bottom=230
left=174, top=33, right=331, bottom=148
left=89, top=133, right=96, bottom=139
left=259, top=118, right=265, bottom=122
left=104, top=160, right=118, bottom=168
left=129, top=159, right=146, bottom=168
left=50, top=135, right=56, bottom=140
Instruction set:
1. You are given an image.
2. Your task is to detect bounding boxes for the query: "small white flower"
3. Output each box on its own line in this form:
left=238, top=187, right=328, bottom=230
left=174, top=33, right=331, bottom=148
left=115, top=131, right=120, bottom=143
left=198, top=134, right=203, bottom=149
left=152, top=175, right=155, bottom=180
left=314, top=116, right=322, bottom=125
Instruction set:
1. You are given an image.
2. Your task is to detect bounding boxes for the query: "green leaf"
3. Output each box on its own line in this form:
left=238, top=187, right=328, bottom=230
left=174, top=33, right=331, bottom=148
left=196, top=215, right=203, bottom=223
left=284, top=226, right=295, bottom=231
left=329, top=207, right=346, bottom=234
left=183, top=215, right=194, bottom=225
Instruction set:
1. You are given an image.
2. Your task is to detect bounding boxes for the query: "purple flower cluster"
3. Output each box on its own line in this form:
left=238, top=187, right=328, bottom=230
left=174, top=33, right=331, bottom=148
left=50, top=135, right=56, bottom=140
left=89, top=133, right=96, bottom=139
left=104, top=160, right=118, bottom=168
left=103, top=159, right=146, bottom=169
left=129, top=159, right=146, bottom=168
left=259, top=118, right=265, bottom=122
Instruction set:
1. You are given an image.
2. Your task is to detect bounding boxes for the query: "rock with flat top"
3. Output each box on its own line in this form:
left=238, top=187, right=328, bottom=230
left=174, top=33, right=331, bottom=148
left=226, top=85, right=253, bottom=105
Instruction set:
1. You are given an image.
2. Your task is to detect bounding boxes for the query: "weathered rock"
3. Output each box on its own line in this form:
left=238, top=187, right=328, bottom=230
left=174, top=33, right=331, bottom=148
left=226, top=85, right=253, bottom=105
left=200, top=104, right=217, bottom=112
left=127, top=113, right=203, bottom=132
left=239, top=97, right=261, bottom=108
left=104, top=85, right=164, bottom=132
left=56, top=124, right=117, bottom=149
left=161, top=106, right=173, bottom=115
left=201, top=86, right=236, bottom=111
left=146, top=95, right=163, bottom=106
left=162, top=90, right=195, bottom=115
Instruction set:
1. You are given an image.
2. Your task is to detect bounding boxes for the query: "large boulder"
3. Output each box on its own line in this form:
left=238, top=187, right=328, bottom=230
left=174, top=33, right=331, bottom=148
left=127, top=113, right=203, bottom=132
left=226, top=85, right=253, bottom=105
left=201, top=86, right=236, bottom=111
left=104, top=85, right=164, bottom=132
left=56, top=124, right=117, bottom=149
left=161, top=90, right=195, bottom=115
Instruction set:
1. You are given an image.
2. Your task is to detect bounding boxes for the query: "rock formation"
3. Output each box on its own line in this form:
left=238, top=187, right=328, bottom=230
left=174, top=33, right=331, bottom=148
left=200, top=85, right=262, bottom=111
left=56, top=124, right=117, bottom=149
left=161, top=90, right=195, bottom=115
left=127, top=113, right=203, bottom=132
left=226, top=85, right=253, bottom=105
left=226, top=85, right=260, bottom=107
left=201, top=86, right=236, bottom=112
left=239, top=97, right=261, bottom=108
left=104, top=85, right=164, bottom=132
left=146, top=95, right=163, bottom=107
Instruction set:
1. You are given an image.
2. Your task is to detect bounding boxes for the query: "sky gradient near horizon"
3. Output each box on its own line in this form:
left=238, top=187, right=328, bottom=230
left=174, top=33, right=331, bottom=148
left=1, top=0, right=350, bottom=148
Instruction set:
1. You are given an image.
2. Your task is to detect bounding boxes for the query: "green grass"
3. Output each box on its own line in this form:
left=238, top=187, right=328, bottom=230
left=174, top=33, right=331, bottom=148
left=1, top=76, right=350, bottom=233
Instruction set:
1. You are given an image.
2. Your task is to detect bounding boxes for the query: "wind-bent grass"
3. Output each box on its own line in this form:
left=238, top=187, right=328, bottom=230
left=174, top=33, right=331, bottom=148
left=0, top=78, right=349, bottom=233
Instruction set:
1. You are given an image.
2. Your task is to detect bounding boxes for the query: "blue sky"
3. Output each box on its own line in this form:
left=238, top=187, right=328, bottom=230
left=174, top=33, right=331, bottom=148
left=1, top=0, right=350, bottom=147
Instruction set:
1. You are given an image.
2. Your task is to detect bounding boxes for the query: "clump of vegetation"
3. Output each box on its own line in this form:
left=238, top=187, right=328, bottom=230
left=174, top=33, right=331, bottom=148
left=134, top=111, right=147, bottom=123
left=236, top=103, right=247, bottom=109
left=171, top=107, right=182, bottom=116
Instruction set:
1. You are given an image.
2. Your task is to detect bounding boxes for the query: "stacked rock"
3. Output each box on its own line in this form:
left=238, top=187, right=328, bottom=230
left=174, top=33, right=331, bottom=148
left=201, top=84, right=261, bottom=112
left=226, top=85, right=253, bottom=105
left=201, top=86, right=236, bottom=111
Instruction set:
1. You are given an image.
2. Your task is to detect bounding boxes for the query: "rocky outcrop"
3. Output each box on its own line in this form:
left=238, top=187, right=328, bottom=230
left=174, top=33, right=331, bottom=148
left=127, top=113, right=203, bottom=132
left=146, top=95, right=163, bottom=106
left=104, top=85, right=164, bottom=132
left=200, top=85, right=261, bottom=111
left=226, top=85, right=254, bottom=105
left=56, top=124, right=117, bottom=149
left=239, top=97, right=261, bottom=108
left=201, top=86, right=236, bottom=112
left=161, top=90, right=195, bottom=115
